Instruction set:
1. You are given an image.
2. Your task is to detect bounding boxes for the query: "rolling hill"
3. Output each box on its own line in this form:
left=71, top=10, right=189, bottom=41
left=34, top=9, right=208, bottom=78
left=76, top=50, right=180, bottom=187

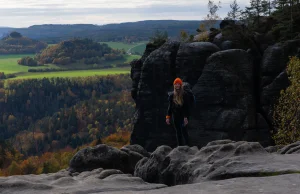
left=0, top=20, right=220, bottom=43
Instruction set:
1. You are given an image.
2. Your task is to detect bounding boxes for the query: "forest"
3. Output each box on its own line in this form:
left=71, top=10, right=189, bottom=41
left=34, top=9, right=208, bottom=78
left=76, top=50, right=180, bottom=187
left=0, top=74, right=134, bottom=175
left=0, top=32, right=47, bottom=54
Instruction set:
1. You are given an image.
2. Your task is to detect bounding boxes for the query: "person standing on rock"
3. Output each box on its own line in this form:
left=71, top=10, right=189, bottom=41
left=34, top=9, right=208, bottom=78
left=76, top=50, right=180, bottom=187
left=166, top=78, right=191, bottom=146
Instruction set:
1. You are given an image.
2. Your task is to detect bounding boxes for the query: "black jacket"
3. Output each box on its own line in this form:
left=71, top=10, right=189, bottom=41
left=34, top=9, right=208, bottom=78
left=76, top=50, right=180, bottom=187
left=167, top=92, right=190, bottom=118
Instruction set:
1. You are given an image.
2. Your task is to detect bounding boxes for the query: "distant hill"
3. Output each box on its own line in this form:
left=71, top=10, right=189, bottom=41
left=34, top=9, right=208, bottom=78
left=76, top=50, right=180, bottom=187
left=0, top=32, right=48, bottom=54
left=0, top=20, right=220, bottom=43
left=35, top=38, right=124, bottom=65
left=0, top=27, right=13, bottom=38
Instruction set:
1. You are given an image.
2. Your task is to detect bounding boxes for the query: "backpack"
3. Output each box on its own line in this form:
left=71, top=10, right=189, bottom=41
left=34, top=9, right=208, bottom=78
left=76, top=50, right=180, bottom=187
left=183, top=83, right=196, bottom=109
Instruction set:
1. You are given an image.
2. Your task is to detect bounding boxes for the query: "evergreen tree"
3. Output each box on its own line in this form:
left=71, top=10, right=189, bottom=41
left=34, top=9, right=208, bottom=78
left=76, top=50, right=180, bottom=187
left=227, top=0, right=242, bottom=20
left=261, top=0, right=272, bottom=15
left=245, top=0, right=264, bottom=25
left=272, top=0, right=288, bottom=9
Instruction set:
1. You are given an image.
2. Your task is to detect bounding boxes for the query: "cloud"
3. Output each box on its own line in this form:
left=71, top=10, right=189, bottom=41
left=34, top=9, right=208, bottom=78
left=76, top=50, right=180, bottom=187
left=0, top=0, right=250, bottom=27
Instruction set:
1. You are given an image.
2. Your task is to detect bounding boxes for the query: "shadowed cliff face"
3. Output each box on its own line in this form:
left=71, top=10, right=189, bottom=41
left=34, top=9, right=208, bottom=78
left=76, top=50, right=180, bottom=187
left=130, top=29, right=300, bottom=151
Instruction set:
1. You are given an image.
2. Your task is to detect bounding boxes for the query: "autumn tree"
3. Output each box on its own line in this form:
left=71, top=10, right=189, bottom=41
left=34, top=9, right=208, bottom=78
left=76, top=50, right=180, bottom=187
left=203, top=0, right=222, bottom=29
left=273, top=57, right=300, bottom=145
left=180, top=30, right=189, bottom=42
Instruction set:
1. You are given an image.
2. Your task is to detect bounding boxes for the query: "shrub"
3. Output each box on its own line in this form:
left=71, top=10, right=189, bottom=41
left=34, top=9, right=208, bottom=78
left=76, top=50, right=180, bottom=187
left=194, top=31, right=210, bottom=42
left=18, top=56, right=38, bottom=66
left=102, top=131, right=130, bottom=148
left=273, top=56, right=300, bottom=145
left=115, top=63, right=130, bottom=67
left=149, top=30, right=168, bottom=47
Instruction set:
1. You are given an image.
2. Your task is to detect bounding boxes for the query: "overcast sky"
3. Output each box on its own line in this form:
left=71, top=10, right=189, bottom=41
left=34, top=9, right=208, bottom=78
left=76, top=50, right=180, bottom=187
left=0, top=0, right=250, bottom=27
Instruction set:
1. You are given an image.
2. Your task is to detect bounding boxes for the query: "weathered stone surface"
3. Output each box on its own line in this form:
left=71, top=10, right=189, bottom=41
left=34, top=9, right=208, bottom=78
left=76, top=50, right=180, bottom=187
left=107, top=174, right=300, bottom=194
left=278, top=141, right=300, bottom=154
left=0, top=169, right=166, bottom=194
left=175, top=42, right=220, bottom=86
left=262, top=40, right=300, bottom=78
left=189, top=49, right=257, bottom=147
left=68, top=144, right=129, bottom=173
left=130, top=59, right=143, bottom=102
left=265, top=145, right=284, bottom=153
left=130, top=40, right=181, bottom=151
left=68, top=144, right=148, bottom=174
left=220, top=40, right=234, bottom=50
left=121, top=144, right=150, bottom=157
left=243, top=113, right=273, bottom=147
left=134, top=141, right=300, bottom=186
left=130, top=37, right=300, bottom=152
left=130, top=42, right=162, bottom=103
left=98, top=169, right=123, bottom=179
left=2, top=141, right=300, bottom=194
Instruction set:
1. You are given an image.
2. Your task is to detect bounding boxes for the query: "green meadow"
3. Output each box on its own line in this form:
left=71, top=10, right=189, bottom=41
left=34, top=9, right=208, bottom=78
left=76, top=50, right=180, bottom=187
left=100, top=41, right=147, bottom=54
left=11, top=68, right=131, bottom=80
left=0, top=54, right=140, bottom=80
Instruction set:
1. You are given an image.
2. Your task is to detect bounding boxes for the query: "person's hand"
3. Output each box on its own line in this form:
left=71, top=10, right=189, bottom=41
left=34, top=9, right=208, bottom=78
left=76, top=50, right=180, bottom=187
left=166, top=118, right=170, bottom=125
left=184, top=117, right=188, bottom=126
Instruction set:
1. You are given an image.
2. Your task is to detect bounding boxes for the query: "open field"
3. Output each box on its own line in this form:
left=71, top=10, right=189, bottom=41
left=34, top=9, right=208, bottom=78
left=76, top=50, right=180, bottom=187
left=11, top=67, right=131, bottom=80
left=0, top=54, right=139, bottom=80
left=100, top=41, right=147, bottom=54
left=130, top=43, right=147, bottom=55
left=0, top=54, right=42, bottom=74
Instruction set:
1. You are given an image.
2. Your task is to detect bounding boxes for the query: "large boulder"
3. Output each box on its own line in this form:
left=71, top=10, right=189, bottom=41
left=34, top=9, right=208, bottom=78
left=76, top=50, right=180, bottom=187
left=213, top=23, right=258, bottom=51
left=130, top=40, right=181, bottom=151
left=188, top=49, right=260, bottom=147
left=68, top=144, right=148, bottom=174
left=175, top=42, right=220, bottom=86
left=130, top=42, right=162, bottom=103
left=130, top=59, right=143, bottom=102
left=134, top=140, right=300, bottom=186
left=278, top=141, right=300, bottom=154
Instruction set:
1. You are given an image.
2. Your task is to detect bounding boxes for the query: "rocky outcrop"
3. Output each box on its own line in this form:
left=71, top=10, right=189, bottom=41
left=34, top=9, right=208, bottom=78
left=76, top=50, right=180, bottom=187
left=130, top=40, right=181, bottom=151
left=130, top=41, right=222, bottom=151
left=134, top=140, right=300, bottom=186
left=2, top=141, right=300, bottom=194
left=130, top=33, right=300, bottom=151
left=189, top=49, right=260, bottom=146
left=278, top=141, right=300, bottom=154
left=68, top=144, right=148, bottom=174
left=175, top=42, right=220, bottom=86
left=131, top=42, right=162, bottom=103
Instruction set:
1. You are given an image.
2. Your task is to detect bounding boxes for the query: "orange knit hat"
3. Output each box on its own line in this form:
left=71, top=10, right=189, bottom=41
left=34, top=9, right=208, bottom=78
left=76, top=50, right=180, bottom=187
left=173, top=78, right=183, bottom=85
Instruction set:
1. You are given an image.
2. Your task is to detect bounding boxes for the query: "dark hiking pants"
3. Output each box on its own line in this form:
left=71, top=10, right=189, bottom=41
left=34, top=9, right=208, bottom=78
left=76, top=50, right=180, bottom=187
left=172, top=115, right=189, bottom=146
